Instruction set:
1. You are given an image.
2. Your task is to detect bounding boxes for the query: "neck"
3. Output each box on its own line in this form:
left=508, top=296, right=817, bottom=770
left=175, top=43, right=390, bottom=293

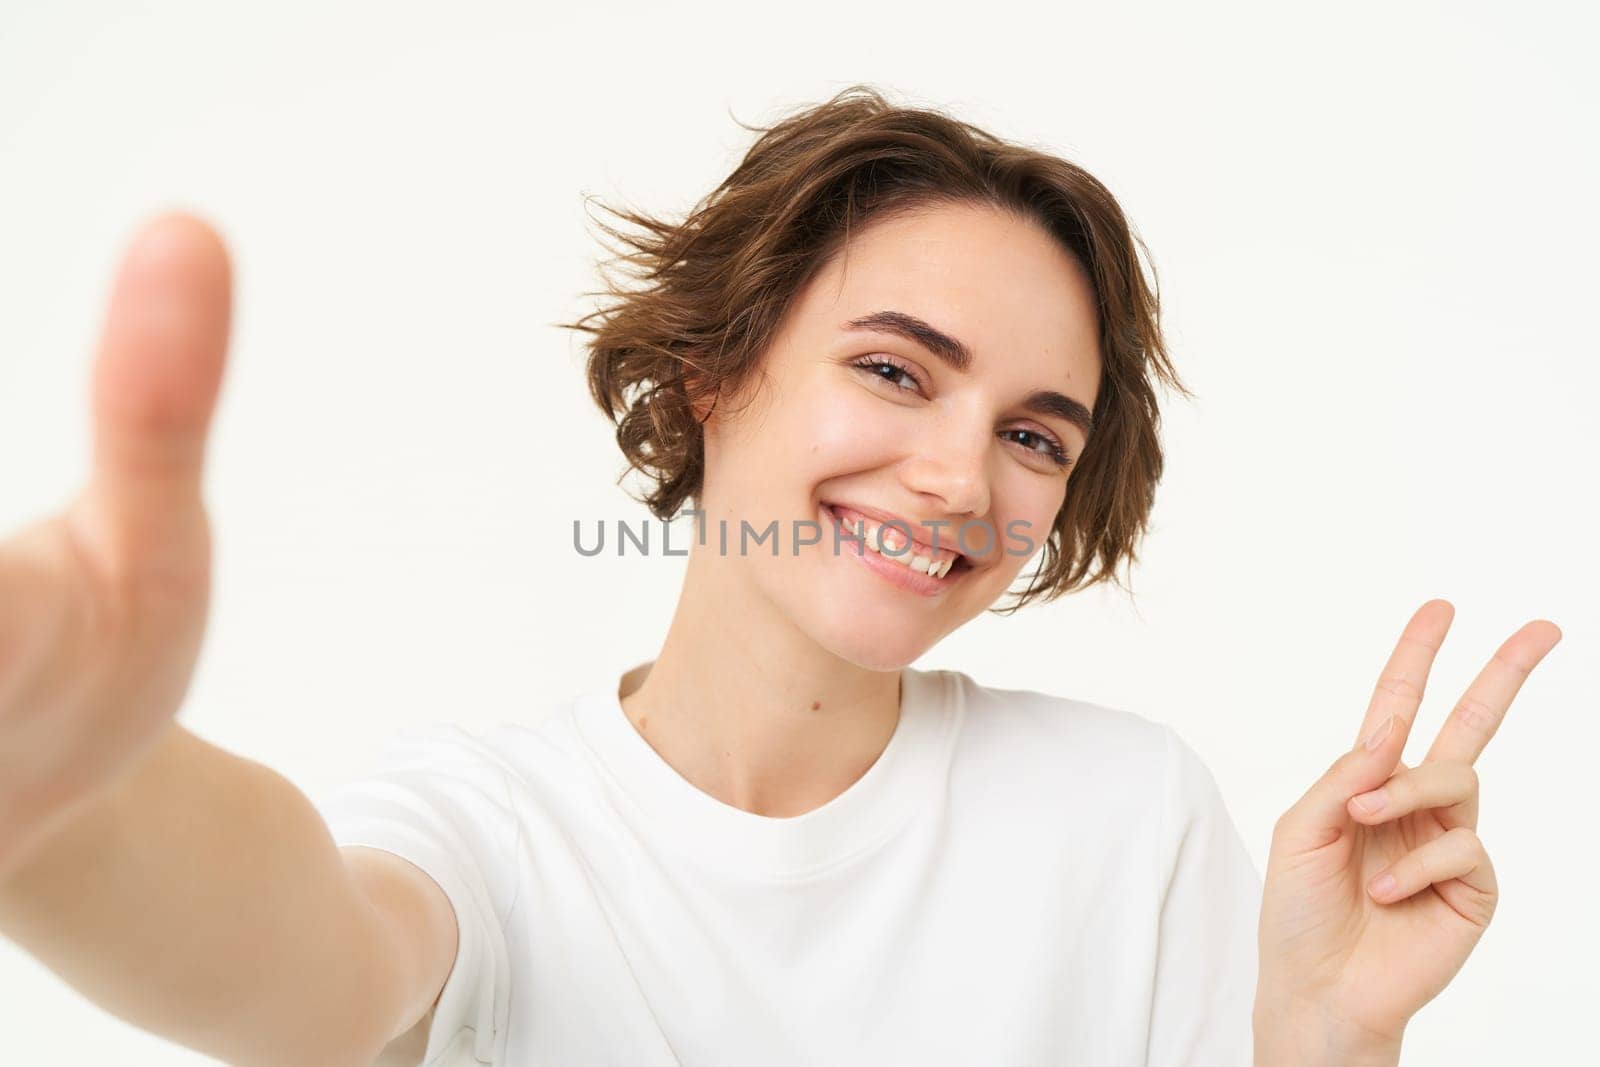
left=618, top=539, right=902, bottom=818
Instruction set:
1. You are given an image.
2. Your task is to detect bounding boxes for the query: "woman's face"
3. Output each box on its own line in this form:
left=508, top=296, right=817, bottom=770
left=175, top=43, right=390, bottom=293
left=697, top=199, right=1103, bottom=670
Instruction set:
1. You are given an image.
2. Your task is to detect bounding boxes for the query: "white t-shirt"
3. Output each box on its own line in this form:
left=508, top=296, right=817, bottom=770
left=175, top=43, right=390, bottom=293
left=313, top=665, right=1262, bottom=1066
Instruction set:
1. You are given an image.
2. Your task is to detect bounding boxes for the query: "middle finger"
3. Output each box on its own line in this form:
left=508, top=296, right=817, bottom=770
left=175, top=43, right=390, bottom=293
left=1422, top=619, right=1563, bottom=767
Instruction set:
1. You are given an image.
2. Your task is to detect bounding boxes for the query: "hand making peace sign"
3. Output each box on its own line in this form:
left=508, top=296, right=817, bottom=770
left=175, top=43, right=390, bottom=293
left=1255, top=598, right=1563, bottom=1061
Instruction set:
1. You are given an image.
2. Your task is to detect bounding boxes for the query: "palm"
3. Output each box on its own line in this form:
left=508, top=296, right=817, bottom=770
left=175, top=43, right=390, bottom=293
left=1287, top=804, right=1484, bottom=1034
left=1258, top=601, right=1562, bottom=1049
left=1352, top=806, right=1483, bottom=952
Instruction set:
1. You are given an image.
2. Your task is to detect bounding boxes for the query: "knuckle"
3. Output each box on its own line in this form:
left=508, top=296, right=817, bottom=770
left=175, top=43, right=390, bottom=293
left=1270, top=809, right=1294, bottom=842
left=1448, top=693, right=1505, bottom=736
left=1271, top=806, right=1309, bottom=846
left=53, top=517, right=133, bottom=644
left=1411, top=847, right=1433, bottom=884
left=1491, top=648, right=1533, bottom=678
left=1373, top=672, right=1426, bottom=704
left=127, top=521, right=213, bottom=619
left=1426, top=761, right=1477, bottom=800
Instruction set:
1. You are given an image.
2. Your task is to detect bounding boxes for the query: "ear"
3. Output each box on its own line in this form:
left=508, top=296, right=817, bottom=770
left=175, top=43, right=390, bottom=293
left=684, top=369, right=719, bottom=425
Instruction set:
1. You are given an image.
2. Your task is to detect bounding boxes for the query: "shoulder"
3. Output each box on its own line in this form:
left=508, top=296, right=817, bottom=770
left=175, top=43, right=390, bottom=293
left=312, top=702, right=583, bottom=854
left=935, top=667, right=1175, bottom=770
left=931, top=668, right=1231, bottom=826
left=331, top=699, right=579, bottom=787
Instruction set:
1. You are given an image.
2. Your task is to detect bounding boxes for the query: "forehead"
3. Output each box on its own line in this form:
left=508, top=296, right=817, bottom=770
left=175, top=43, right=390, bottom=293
left=797, top=201, right=1102, bottom=393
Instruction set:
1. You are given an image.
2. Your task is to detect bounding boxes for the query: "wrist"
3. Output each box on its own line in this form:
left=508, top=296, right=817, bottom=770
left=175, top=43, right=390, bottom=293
left=1253, top=994, right=1403, bottom=1067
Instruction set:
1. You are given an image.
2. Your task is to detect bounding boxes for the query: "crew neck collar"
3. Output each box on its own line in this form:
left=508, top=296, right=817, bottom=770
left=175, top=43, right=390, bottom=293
left=569, top=662, right=959, bottom=881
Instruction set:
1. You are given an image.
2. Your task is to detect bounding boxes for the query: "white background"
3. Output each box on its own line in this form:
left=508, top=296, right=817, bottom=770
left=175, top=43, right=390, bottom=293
left=1, top=1, right=1595, bottom=1062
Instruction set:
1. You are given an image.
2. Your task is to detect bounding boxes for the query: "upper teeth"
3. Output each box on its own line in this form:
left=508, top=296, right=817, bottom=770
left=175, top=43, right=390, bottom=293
left=832, top=509, right=958, bottom=579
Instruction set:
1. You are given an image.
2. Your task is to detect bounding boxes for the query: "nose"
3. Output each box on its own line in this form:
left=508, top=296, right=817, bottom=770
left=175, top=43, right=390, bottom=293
left=898, top=418, right=993, bottom=523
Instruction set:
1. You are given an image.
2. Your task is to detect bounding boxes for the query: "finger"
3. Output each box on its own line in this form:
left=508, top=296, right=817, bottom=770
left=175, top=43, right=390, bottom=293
left=1273, top=705, right=1413, bottom=850
left=1423, top=619, right=1564, bottom=766
left=1347, top=761, right=1479, bottom=831
left=72, top=212, right=232, bottom=586
left=1352, top=599, right=1455, bottom=748
left=1366, top=826, right=1497, bottom=917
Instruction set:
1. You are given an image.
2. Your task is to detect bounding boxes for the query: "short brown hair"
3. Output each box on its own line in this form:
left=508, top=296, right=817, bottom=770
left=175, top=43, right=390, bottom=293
left=560, top=84, right=1189, bottom=613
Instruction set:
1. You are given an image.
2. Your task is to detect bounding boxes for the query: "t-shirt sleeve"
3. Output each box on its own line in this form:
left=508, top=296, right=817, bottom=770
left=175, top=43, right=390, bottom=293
left=310, top=725, right=519, bottom=1066
left=1146, top=727, right=1263, bottom=1067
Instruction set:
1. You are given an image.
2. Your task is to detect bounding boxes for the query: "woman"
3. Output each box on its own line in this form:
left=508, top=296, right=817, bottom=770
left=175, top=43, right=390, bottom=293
left=0, top=86, right=1562, bottom=1065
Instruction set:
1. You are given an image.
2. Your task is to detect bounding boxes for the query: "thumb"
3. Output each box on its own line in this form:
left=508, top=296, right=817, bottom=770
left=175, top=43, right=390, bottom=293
left=1275, top=712, right=1410, bottom=851
left=74, top=212, right=232, bottom=584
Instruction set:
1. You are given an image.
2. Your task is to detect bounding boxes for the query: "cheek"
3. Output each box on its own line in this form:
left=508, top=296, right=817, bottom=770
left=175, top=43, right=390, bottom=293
left=794, top=386, right=902, bottom=469
left=710, top=383, right=893, bottom=510
left=990, top=484, right=1066, bottom=570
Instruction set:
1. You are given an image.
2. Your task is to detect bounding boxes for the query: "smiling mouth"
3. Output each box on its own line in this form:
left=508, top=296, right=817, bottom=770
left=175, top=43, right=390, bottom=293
left=820, top=502, right=975, bottom=580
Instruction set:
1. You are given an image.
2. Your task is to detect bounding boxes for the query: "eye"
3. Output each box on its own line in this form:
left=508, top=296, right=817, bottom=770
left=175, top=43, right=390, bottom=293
left=851, top=355, right=923, bottom=395
left=1001, top=428, right=1073, bottom=469
left=849, top=356, right=1073, bottom=471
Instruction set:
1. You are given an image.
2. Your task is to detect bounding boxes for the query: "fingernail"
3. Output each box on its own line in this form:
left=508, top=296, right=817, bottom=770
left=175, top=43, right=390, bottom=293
left=1350, top=788, right=1387, bottom=815
left=1369, top=872, right=1398, bottom=900
left=1362, top=714, right=1395, bottom=751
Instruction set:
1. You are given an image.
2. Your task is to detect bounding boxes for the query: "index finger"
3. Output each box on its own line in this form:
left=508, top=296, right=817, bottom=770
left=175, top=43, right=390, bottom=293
left=1352, top=599, right=1457, bottom=749
left=1423, top=619, right=1563, bottom=766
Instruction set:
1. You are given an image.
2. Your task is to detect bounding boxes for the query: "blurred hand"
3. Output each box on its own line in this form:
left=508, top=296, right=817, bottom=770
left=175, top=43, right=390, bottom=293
left=0, top=214, right=231, bottom=880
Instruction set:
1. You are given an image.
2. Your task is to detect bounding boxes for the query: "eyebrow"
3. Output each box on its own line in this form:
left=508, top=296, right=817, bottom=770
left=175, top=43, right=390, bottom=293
left=842, top=309, right=1096, bottom=438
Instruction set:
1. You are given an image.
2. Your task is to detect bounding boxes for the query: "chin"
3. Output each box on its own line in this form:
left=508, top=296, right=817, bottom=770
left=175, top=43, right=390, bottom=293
left=809, top=612, right=937, bottom=673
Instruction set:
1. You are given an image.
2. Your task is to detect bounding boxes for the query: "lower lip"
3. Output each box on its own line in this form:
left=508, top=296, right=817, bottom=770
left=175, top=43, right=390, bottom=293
left=819, top=503, right=965, bottom=598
